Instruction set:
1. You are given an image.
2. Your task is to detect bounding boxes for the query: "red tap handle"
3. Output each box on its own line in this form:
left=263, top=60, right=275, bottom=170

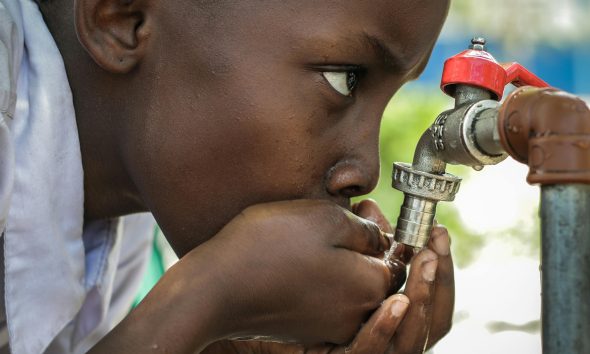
left=502, top=62, right=549, bottom=88
left=441, top=46, right=550, bottom=100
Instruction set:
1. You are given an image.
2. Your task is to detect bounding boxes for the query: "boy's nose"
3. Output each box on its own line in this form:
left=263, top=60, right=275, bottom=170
left=325, top=105, right=383, bottom=200
left=325, top=157, right=380, bottom=199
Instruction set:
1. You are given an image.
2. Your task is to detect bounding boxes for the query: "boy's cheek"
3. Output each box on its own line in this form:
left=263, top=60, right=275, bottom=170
left=132, top=105, right=343, bottom=256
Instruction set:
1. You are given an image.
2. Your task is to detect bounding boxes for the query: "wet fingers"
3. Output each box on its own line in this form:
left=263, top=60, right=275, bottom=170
left=390, top=249, right=438, bottom=353
left=425, top=225, right=455, bottom=348
left=353, top=199, right=394, bottom=234
left=340, top=294, right=410, bottom=354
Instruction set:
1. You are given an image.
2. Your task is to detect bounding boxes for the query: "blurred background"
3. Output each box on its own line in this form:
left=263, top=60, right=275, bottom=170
left=366, top=0, right=589, bottom=353
left=137, top=1, right=590, bottom=352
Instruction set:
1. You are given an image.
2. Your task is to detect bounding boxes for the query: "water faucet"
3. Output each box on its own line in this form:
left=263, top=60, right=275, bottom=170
left=392, top=37, right=548, bottom=250
left=391, top=37, right=590, bottom=354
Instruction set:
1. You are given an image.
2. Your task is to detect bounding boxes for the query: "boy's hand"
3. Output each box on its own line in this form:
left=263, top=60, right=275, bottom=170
left=93, top=199, right=404, bottom=353
left=196, top=199, right=398, bottom=345
left=348, top=200, right=455, bottom=353
left=202, top=200, right=455, bottom=354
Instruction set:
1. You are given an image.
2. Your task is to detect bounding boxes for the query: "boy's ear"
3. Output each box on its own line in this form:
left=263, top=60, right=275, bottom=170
left=74, top=0, right=149, bottom=73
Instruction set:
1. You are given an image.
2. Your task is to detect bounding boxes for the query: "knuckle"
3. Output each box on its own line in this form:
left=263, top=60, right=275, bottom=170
left=443, top=315, right=454, bottom=333
left=441, top=319, right=453, bottom=337
left=361, top=218, right=381, bottom=237
left=436, top=269, right=454, bottom=288
left=431, top=225, right=449, bottom=237
left=417, top=298, right=434, bottom=309
left=431, top=319, right=453, bottom=344
left=357, top=219, right=381, bottom=251
left=408, top=286, right=435, bottom=308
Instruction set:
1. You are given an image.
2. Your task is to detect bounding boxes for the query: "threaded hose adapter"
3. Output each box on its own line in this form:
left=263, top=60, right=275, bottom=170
left=392, top=162, right=461, bottom=249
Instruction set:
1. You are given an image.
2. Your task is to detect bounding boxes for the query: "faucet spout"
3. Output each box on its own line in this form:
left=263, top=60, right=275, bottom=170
left=412, top=129, right=447, bottom=175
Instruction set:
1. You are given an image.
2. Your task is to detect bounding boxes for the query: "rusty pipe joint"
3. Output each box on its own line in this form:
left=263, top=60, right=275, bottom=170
left=498, top=86, right=590, bottom=184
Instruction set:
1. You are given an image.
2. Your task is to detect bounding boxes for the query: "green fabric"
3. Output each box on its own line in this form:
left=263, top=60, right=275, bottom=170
left=132, top=226, right=165, bottom=308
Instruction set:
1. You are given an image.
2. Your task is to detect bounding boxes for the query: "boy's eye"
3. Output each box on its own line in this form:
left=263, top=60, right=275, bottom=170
left=322, top=71, right=359, bottom=97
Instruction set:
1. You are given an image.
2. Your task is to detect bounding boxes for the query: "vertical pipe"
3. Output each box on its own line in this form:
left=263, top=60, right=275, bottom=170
left=541, top=184, right=590, bottom=354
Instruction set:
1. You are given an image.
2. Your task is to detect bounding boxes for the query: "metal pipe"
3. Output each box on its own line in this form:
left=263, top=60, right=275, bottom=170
left=453, top=85, right=492, bottom=108
left=473, top=106, right=504, bottom=156
left=411, top=129, right=447, bottom=174
left=392, top=124, right=461, bottom=250
left=497, top=87, right=590, bottom=354
left=540, top=184, right=590, bottom=354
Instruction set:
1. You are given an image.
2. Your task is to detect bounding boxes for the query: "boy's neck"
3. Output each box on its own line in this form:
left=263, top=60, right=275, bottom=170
left=39, top=2, right=148, bottom=221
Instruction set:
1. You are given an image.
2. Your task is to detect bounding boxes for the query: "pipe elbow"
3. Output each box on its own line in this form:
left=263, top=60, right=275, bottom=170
left=498, top=86, right=590, bottom=184
left=412, top=128, right=447, bottom=175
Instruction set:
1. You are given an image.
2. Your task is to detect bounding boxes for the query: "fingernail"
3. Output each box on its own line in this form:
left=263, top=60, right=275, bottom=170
left=422, top=259, right=438, bottom=281
left=390, top=297, right=410, bottom=316
left=382, top=231, right=394, bottom=249
left=432, top=231, right=450, bottom=256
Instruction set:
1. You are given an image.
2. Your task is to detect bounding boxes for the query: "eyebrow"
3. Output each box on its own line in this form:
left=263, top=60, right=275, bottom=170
left=362, top=33, right=416, bottom=73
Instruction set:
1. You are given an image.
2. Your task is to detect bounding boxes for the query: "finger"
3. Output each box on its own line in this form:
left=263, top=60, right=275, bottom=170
left=390, top=219, right=438, bottom=265
left=386, top=258, right=407, bottom=295
left=391, top=249, right=438, bottom=353
left=425, top=225, right=455, bottom=348
left=397, top=245, right=415, bottom=265
left=335, top=211, right=390, bottom=257
left=353, top=200, right=413, bottom=265
left=387, top=242, right=413, bottom=266
left=351, top=201, right=361, bottom=215
left=353, top=199, right=394, bottom=233
left=330, top=294, right=410, bottom=354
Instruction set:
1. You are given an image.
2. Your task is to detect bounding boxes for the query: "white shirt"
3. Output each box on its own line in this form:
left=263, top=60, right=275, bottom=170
left=0, top=1, right=154, bottom=353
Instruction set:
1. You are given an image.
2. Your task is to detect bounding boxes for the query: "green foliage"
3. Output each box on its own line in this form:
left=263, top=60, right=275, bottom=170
left=355, top=85, right=485, bottom=267
left=492, top=207, right=541, bottom=259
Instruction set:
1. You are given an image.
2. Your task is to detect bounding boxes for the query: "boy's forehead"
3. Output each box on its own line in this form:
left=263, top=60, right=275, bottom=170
left=196, top=0, right=448, bottom=60
left=195, top=0, right=447, bottom=36
left=303, top=2, right=446, bottom=59
left=245, top=0, right=449, bottom=71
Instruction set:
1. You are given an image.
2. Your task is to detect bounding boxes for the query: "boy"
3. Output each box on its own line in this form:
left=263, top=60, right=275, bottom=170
left=0, top=0, right=454, bottom=353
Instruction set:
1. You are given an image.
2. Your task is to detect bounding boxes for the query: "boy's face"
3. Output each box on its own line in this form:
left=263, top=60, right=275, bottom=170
left=124, top=0, right=449, bottom=255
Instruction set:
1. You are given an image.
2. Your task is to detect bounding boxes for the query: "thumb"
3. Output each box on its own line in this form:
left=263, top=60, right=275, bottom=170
left=354, top=199, right=394, bottom=234
left=334, top=294, right=410, bottom=354
left=354, top=199, right=409, bottom=261
left=334, top=214, right=391, bottom=257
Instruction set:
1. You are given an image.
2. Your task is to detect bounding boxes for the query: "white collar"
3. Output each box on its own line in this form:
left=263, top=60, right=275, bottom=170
left=3, top=0, right=86, bottom=352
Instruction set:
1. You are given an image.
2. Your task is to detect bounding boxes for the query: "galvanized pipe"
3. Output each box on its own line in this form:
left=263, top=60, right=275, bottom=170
left=540, top=184, right=590, bottom=354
